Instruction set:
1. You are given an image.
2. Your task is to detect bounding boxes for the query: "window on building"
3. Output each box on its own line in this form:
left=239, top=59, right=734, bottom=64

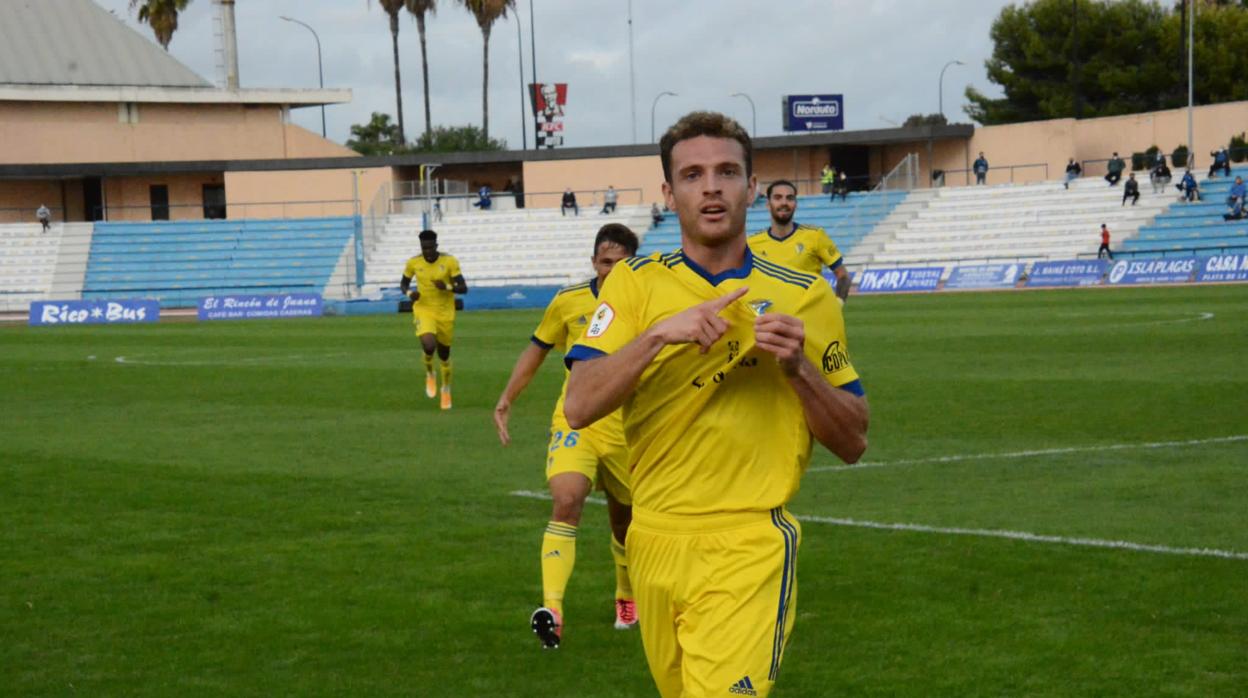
left=203, top=184, right=227, bottom=220
left=150, top=185, right=170, bottom=221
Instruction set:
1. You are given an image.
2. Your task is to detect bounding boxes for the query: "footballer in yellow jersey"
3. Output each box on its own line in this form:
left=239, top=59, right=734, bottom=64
left=747, top=179, right=852, bottom=301
left=563, top=112, right=869, bottom=698
left=492, top=224, right=640, bottom=648
left=399, top=230, right=467, bottom=409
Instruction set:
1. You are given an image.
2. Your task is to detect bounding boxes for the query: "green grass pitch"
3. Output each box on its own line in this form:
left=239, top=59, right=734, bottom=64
left=2, top=284, right=1247, bottom=696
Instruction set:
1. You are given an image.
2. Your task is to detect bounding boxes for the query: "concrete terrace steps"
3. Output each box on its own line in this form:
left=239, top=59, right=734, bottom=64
left=863, top=178, right=1173, bottom=266
left=368, top=207, right=652, bottom=288
left=82, top=217, right=357, bottom=307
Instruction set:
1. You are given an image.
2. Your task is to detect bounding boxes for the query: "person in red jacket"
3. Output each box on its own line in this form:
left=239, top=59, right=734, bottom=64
left=1098, top=223, right=1114, bottom=260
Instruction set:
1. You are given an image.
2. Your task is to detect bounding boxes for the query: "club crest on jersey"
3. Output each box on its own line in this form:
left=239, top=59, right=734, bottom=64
left=586, top=303, right=614, bottom=337
left=796, top=243, right=805, bottom=254
left=748, top=299, right=774, bottom=316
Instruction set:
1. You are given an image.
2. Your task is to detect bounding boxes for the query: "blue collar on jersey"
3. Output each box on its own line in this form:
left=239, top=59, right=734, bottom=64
left=767, top=221, right=800, bottom=243
left=681, top=245, right=754, bottom=286
left=589, top=277, right=599, bottom=298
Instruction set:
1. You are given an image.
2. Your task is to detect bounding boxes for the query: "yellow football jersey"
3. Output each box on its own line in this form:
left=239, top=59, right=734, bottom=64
left=566, top=247, right=862, bottom=516
left=747, top=223, right=844, bottom=276
left=402, top=253, right=462, bottom=311
left=532, top=278, right=626, bottom=442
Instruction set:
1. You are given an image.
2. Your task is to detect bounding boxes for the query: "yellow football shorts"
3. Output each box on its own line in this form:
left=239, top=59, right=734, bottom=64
left=411, top=305, right=455, bottom=346
left=545, top=413, right=631, bottom=506
left=627, top=506, right=801, bottom=698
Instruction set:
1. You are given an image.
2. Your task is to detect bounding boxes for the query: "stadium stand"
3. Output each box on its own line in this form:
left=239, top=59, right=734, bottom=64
left=365, top=206, right=653, bottom=289
left=638, top=190, right=911, bottom=258
left=81, top=217, right=357, bottom=307
left=0, top=221, right=93, bottom=312
left=860, top=176, right=1174, bottom=266
left=1121, top=166, right=1248, bottom=258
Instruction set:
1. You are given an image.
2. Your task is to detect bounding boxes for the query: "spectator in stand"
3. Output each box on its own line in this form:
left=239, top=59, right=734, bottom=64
left=600, top=185, right=618, bottom=214
left=36, top=204, right=51, bottom=233
left=835, top=171, right=850, bottom=202
left=433, top=198, right=443, bottom=222
left=1063, top=158, right=1083, bottom=189
left=1122, top=173, right=1140, bottom=206
left=1177, top=169, right=1200, bottom=202
left=1209, top=147, right=1231, bottom=178
left=820, top=164, right=835, bottom=197
left=1098, top=224, right=1113, bottom=260
left=1224, top=197, right=1245, bottom=222
left=650, top=202, right=665, bottom=226
left=561, top=187, right=579, bottom=216
left=1151, top=159, right=1172, bottom=194
left=505, top=178, right=525, bottom=209
left=973, top=152, right=989, bottom=185
left=472, top=185, right=492, bottom=210
left=1226, top=176, right=1246, bottom=217
left=1105, top=153, right=1125, bottom=186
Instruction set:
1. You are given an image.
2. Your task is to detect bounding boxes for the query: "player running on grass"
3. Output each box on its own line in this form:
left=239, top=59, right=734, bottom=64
left=747, top=179, right=852, bottom=301
left=400, top=230, right=468, bottom=410
left=493, top=224, right=641, bottom=648
left=563, top=111, right=869, bottom=697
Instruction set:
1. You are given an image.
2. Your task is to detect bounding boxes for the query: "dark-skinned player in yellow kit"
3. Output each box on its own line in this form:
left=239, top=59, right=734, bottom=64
left=399, top=229, right=467, bottom=409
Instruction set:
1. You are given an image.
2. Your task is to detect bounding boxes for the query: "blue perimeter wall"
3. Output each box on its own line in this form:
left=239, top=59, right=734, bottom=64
left=325, top=285, right=563, bottom=316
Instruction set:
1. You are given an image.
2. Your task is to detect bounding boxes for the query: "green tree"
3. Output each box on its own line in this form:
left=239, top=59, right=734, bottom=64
left=412, top=124, right=507, bottom=152
left=458, top=0, right=515, bottom=139
left=902, top=113, right=949, bottom=127
left=406, top=0, right=439, bottom=144
left=129, top=0, right=191, bottom=50
left=346, top=113, right=410, bottom=156
left=371, top=0, right=409, bottom=144
left=966, top=0, right=1248, bottom=125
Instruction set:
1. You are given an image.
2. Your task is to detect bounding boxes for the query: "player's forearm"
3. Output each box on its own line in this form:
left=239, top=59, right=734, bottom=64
left=786, top=359, right=869, bottom=463
left=564, top=330, right=665, bottom=429
left=834, top=270, right=851, bottom=301
left=500, top=344, right=549, bottom=404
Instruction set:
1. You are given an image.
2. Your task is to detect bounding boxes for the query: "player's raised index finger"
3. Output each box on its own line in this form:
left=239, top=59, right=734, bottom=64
left=706, top=286, right=749, bottom=313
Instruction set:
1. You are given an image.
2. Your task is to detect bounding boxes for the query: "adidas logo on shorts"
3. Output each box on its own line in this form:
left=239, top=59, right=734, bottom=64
left=728, top=675, right=758, bottom=696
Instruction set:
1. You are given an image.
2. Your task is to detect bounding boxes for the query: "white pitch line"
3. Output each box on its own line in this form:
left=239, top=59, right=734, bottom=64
left=808, top=434, right=1248, bottom=474
left=799, top=515, right=1248, bottom=561
left=508, top=490, right=1248, bottom=561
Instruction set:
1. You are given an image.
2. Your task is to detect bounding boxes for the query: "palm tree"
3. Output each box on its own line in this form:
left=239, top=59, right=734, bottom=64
left=459, top=0, right=515, bottom=139
left=129, top=0, right=191, bottom=51
left=372, top=0, right=408, bottom=144
left=405, top=0, right=438, bottom=144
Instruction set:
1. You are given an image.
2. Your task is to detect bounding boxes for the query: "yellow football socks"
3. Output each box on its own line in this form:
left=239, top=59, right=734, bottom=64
left=541, top=521, right=578, bottom=616
left=610, top=535, right=632, bottom=600
left=439, top=358, right=452, bottom=390
left=422, top=352, right=434, bottom=375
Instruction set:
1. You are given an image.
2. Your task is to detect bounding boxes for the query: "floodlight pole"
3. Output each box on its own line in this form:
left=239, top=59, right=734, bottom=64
left=1187, top=0, right=1194, bottom=169
left=730, top=93, right=756, bottom=137
left=279, top=16, right=326, bottom=138
left=938, top=60, right=963, bottom=121
left=627, top=0, right=638, bottom=143
left=651, top=91, right=677, bottom=143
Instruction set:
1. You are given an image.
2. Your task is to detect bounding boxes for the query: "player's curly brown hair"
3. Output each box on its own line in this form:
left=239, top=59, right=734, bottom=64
left=659, top=111, right=752, bottom=183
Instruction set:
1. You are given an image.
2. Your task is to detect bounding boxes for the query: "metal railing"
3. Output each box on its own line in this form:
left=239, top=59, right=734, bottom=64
left=392, top=186, right=646, bottom=217
left=755, top=175, right=874, bottom=199
left=57, top=199, right=359, bottom=222
left=1085, top=242, right=1248, bottom=260
left=0, top=206, right=65, bottom=224
left=940, top=162, right=1049, bottom=187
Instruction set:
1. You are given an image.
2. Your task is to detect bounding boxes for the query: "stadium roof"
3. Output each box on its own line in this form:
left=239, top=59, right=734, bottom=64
left=0, top=0, right=349, bottom=107
left=0, top=124, right=974, bottom=178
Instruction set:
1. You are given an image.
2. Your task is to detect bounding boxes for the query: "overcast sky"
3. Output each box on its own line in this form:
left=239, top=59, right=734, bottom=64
left=94, top=0, right=1014, bottom=149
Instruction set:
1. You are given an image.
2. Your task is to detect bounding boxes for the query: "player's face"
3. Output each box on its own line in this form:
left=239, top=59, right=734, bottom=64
left=767, top=184, right=797, bottom=226
left=420, top=240, right=438, bottom=262
left=662, top=136, right=755, bottom=248
left=591, top=241, right=630, bottom=283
